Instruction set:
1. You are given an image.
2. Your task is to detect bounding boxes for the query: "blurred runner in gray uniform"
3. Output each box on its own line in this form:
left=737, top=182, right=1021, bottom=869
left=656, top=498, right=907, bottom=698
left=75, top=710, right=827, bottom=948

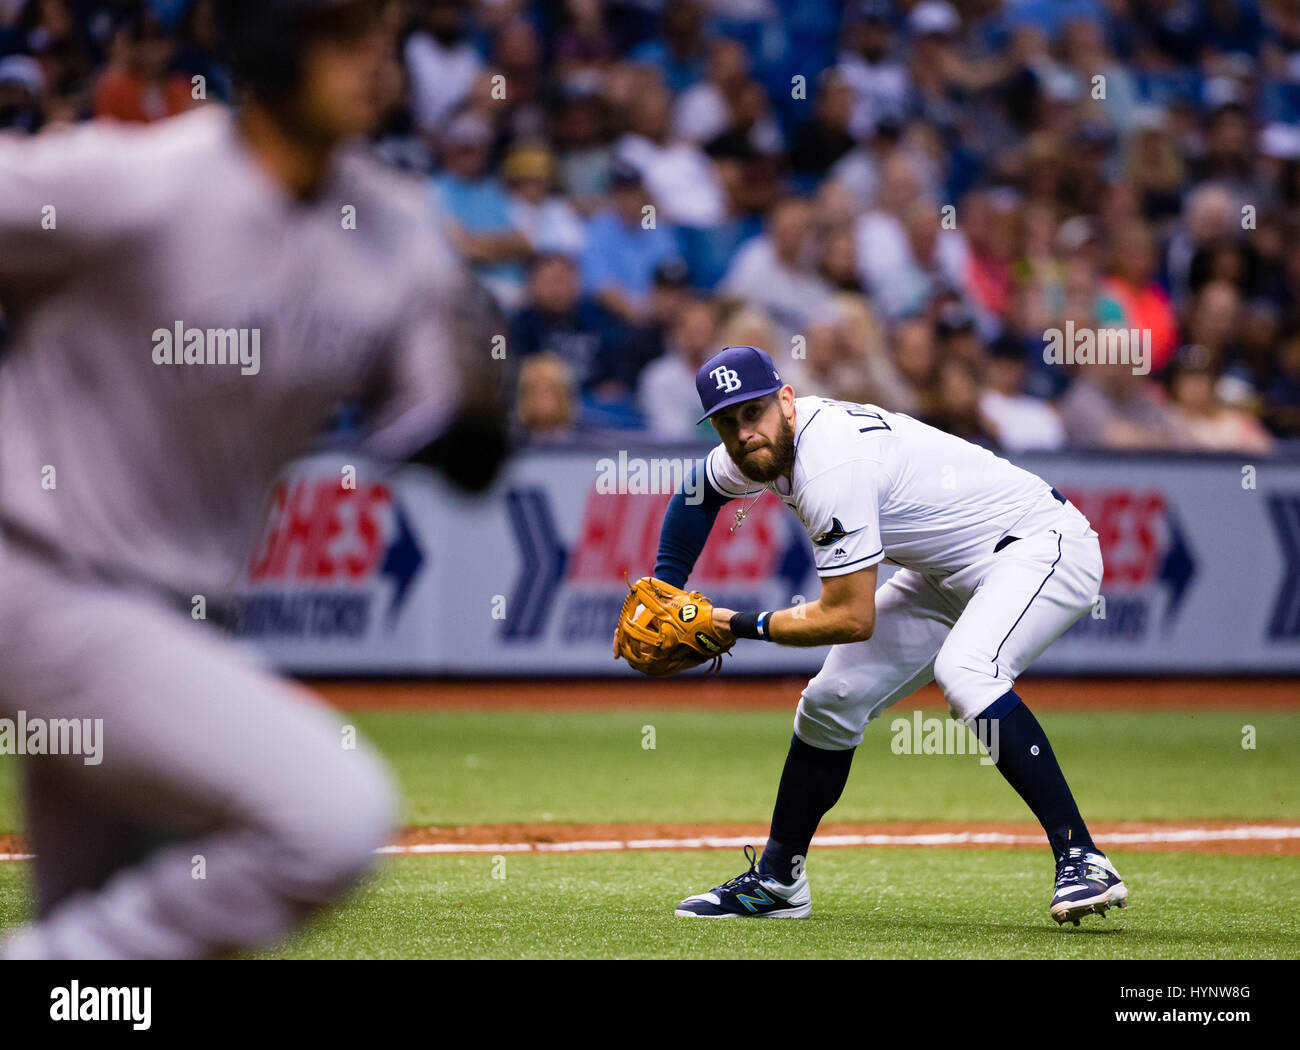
left=0, top=0, right=507, bottom=958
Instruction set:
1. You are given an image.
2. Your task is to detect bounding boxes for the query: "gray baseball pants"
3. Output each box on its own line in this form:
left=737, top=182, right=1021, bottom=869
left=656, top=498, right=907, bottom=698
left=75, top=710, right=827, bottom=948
left=0, top=533, right=397, bottom=958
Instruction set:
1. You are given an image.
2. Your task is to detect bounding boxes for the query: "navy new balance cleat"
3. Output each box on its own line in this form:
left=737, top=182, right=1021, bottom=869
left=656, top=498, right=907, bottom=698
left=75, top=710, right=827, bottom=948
left=1050, top=847, right=1129, bottom=926
left=675, top=845, right=811, bottom=918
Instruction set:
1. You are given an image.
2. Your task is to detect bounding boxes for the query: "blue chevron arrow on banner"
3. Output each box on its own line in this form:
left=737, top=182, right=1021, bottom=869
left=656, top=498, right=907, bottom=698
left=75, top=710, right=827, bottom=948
left=503, top=487, right=569, bottom=641
left=1266, top=493, right=1300, bottom=641
left=380, top=502, right=424, bottom=626
left=1157, top=509, right=1196, bottom=629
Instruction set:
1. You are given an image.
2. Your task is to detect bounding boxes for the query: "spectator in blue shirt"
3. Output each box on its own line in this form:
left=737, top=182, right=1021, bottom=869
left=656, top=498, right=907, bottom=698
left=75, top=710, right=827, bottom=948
left=579, top=160, right=681, bottom=324
left=431, top=111, right=532, bottom=310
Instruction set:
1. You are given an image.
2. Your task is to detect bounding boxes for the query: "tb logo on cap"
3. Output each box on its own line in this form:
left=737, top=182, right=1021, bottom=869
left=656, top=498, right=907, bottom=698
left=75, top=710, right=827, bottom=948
left=709, top=366, right=742, bottom=393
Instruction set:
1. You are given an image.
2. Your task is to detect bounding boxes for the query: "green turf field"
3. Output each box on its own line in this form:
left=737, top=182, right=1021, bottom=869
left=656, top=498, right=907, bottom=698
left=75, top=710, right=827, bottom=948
left=0, top=707, right=1297, bottom=958
left=249, top=850, right=1297, bottom=959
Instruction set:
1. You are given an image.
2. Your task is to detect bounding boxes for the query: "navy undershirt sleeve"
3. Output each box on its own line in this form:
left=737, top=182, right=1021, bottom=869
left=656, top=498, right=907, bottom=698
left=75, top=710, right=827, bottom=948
left=653, top=461, right=732, bottom=588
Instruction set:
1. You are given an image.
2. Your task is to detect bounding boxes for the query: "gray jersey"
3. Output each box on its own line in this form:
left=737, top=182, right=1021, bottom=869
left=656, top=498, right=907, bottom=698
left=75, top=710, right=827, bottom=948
left=0, top=107, right=470, bottom=601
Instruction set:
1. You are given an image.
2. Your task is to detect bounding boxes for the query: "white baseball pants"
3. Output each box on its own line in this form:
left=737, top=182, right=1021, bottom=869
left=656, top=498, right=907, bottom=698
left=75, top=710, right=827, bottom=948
left=795, top=502, right=1103, bottom=750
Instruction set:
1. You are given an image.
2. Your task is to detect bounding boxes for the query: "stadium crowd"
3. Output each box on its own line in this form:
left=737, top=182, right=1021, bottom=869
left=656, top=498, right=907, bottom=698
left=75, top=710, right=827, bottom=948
left=3, top=0, right=1300, bottom=453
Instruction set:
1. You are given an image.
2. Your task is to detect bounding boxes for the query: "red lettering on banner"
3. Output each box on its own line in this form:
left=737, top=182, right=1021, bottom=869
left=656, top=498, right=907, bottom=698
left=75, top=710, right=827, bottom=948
left=248, top=477, right=392, bottom=581
left=567, top=489, right=787, bottom=583
left=696, top=497, right=782, bottom=582
left=1133, top=490, right=1164, bottom=584
left=1060, top=487, right=1165, bottom=587
left=568, top=490, right=673, bottom=580
left=310, top=482, right=344, bottom=577
left=266, top=478, right=321, bottom=578
left=350, top=486, right=390, bottom=579
left=248, top=482, right=287, bottom=580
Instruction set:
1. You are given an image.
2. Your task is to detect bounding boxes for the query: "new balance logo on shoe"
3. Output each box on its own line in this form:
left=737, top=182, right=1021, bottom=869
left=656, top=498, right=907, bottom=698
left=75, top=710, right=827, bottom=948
left=675, top=845, right=812, bottom=919
left=735, top=886, right=775, bottom=913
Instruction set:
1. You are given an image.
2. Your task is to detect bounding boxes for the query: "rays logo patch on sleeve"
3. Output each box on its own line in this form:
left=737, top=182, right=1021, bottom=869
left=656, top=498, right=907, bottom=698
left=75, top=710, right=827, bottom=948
left=813, top=518, right=849, bottom=547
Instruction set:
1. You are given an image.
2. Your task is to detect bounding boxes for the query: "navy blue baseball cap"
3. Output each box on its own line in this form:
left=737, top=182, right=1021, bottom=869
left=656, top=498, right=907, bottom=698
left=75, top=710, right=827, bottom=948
left=695, top=345, right=784, bottom=424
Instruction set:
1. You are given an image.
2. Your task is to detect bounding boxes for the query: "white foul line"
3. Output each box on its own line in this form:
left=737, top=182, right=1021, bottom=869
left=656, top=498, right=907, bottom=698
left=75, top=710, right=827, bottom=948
left=375, top=825, right=1300, bottom=857
left=2, top=826, right=1297, bottom=864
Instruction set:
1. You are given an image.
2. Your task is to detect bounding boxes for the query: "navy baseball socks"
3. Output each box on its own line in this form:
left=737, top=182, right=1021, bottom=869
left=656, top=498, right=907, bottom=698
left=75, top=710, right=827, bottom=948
left=757, top=733, right=855, bottom=885
left=976, top=689, right=1094, bottom=857
left=676, top=733, right=847, bottom=916
left=977, top=689, right=1129, bottom=924
left=753, top=697, right=1097, bottom=871
left=687, top=699, right=1126, bottom=922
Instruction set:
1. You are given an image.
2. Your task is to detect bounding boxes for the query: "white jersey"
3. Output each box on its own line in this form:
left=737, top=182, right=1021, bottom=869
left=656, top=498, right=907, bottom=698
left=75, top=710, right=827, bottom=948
left=705, top=396, right=1069, bottom=578
left=0, top=107, right=471, bottom=600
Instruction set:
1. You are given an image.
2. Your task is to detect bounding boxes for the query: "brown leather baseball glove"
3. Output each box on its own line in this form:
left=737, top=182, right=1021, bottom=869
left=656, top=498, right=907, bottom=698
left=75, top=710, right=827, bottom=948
left=612, top=576, right=735, bottom=677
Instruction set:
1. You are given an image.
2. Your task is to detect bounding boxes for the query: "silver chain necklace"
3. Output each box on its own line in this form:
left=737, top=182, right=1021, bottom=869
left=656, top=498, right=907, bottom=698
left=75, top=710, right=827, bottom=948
left=730, top=488, right=766, bottom=533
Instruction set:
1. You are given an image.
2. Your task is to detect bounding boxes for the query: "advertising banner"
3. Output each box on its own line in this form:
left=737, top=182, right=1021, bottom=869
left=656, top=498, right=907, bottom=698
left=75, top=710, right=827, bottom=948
left=232, top=449, right=1300, bottom=676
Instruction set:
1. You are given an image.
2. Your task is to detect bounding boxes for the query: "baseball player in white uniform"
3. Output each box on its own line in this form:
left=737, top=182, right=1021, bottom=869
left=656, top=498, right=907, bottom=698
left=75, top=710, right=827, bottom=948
left=0, top=0, right=506, bottom=958
left=656, top=345, right=1128, bottom=924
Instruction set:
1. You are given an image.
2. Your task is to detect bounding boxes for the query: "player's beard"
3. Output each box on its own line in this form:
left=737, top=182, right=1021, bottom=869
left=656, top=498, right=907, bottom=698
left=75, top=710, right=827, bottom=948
left=734, top=411, right=796, bottom=483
